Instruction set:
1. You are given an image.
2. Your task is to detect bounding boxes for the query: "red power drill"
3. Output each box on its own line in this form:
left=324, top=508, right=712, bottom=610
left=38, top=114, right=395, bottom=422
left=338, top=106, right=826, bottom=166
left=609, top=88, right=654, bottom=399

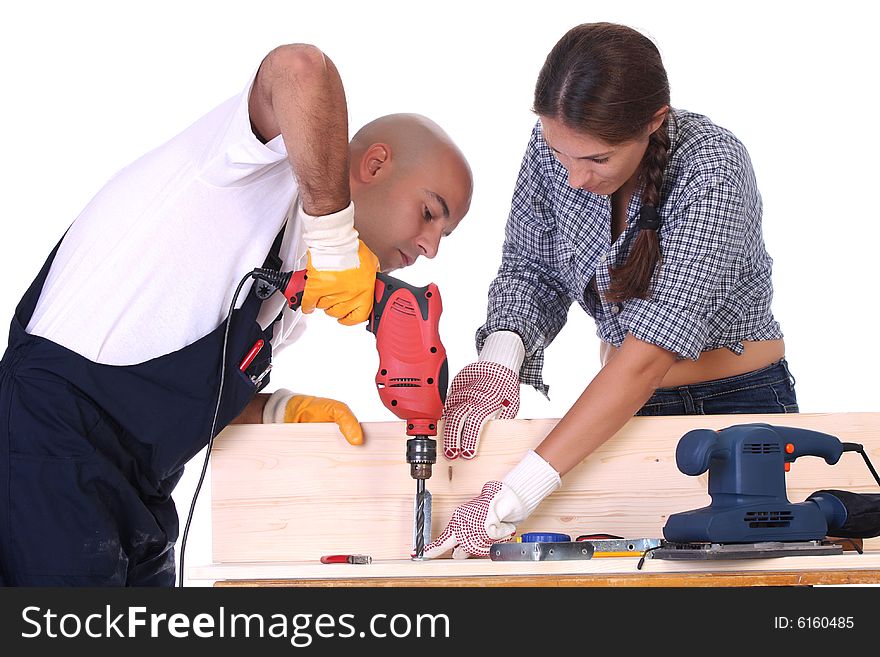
left=254, top=267, right=447, bottom=559
left=368, top=272, right=447, bottom=559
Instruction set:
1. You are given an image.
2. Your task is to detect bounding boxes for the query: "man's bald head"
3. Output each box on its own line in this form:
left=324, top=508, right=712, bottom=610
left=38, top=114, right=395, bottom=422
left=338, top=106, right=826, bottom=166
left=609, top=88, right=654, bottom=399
left=351, top=113, right=470, bottom=178
left=348, top=113, right=473, bottom=272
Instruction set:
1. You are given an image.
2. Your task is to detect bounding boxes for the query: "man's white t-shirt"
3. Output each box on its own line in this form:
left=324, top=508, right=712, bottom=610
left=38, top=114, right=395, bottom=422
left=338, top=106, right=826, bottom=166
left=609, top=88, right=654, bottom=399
left=27, top=73, right=307, bottom=364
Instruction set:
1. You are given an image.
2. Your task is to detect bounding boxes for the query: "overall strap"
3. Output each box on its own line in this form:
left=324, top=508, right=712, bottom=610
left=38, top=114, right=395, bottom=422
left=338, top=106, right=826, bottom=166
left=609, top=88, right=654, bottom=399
left=262, top=222, right=286, bottom=272
left=240, top=221, right=288, bottom=314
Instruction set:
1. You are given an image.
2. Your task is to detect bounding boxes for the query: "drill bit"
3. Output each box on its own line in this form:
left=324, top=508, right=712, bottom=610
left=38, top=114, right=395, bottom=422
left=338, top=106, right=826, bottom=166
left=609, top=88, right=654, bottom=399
left=407, top=436, right=436, bottom=560
left=412, top=485, right=432, bottom=559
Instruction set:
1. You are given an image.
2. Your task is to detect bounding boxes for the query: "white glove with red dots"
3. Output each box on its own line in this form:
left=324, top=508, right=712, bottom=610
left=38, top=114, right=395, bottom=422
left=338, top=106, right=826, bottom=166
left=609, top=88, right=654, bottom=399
left=421, top=450, right=561, bottom=559
left=441, top=331, right=525, bottom=460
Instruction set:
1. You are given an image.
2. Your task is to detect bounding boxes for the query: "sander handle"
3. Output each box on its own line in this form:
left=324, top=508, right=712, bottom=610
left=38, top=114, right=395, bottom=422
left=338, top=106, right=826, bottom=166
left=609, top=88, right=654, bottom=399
left=770, top=425, right=844, bottom=465
left=675, top=429, right=723, bottom=476
left=675, top=423, right=845, bottom=477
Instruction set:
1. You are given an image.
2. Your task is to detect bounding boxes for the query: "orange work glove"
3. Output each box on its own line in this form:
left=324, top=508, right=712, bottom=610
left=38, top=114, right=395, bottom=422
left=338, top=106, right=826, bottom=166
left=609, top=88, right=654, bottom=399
left=297, top=201, right=379, bottom=326
left=263, top=388, right=364, bottom=446
left=301, top=239, right=379, bottom=326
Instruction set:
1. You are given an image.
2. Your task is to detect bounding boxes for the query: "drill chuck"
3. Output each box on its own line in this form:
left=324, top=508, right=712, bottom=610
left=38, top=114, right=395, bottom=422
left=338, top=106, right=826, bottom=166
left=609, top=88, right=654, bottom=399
left=406, top=437, right=437, bottom=480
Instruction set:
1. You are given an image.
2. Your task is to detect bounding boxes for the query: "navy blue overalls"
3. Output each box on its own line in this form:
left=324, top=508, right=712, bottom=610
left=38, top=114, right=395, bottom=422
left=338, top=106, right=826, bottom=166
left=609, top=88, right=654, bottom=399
left=0, top=230, right=284, bottom=585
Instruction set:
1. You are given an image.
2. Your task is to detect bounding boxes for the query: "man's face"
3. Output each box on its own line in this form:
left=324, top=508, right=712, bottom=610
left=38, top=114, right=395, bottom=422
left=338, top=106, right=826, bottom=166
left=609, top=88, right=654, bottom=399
left=539, top=116, right=649, bottom=196
left=352, top=148, right=472, bottom=272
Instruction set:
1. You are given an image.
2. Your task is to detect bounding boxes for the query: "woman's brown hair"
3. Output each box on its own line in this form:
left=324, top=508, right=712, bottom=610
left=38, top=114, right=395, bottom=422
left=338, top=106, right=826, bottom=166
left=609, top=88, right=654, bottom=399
left=533, top=22, right=671, bottom=301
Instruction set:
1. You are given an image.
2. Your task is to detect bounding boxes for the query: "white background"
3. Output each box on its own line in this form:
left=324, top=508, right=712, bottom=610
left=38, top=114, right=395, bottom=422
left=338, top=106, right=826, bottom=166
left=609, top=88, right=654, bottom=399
left=1, top=1, right=877, bottom=586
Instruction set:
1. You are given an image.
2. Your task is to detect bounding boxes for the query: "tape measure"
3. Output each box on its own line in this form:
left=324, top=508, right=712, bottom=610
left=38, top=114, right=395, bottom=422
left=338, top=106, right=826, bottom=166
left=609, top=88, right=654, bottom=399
left=516, top=532, right=571, bottom=543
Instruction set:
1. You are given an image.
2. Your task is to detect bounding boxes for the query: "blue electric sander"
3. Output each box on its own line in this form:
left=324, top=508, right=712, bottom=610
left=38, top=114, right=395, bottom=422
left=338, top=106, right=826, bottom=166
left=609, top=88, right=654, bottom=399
left=652, top=423, right=880, bottom=560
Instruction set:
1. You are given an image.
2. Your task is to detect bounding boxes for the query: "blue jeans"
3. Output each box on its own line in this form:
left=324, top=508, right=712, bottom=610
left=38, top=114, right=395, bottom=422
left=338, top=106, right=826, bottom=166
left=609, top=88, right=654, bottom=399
left=636, top=359, right=799, bottom=416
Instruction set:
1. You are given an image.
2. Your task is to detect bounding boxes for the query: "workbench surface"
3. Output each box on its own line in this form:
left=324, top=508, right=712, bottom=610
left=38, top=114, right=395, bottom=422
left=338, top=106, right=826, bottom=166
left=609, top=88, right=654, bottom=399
left=191, top=551, right=880, bottom=587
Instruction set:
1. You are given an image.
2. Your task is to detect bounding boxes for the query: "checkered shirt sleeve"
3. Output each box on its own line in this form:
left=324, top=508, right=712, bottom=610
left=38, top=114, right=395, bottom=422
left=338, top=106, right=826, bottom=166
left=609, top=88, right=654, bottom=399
left=475, top=125, right=575, bottom=396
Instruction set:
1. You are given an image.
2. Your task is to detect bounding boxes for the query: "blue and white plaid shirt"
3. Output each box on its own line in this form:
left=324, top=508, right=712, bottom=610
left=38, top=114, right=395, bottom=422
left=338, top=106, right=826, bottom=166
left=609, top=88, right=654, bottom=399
left=476, top=109, right=783, bottom=397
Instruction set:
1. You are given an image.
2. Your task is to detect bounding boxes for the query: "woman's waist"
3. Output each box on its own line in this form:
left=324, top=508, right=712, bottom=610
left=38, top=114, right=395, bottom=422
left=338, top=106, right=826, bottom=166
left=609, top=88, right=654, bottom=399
left=660, top=339, right=786, bottom=387
left=600, top=338, right=786, bottom=387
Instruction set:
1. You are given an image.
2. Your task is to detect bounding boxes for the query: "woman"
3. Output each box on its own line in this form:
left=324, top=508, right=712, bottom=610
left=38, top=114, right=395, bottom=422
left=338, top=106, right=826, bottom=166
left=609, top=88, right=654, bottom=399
left=424, top=22, right=797, bottom=559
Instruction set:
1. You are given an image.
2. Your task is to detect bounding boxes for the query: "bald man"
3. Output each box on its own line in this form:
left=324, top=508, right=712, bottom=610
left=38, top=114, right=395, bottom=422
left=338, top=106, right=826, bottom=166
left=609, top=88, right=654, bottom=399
left=240, top=112, right=474, bottom=426
left=0, top=43, right=472, bottom=586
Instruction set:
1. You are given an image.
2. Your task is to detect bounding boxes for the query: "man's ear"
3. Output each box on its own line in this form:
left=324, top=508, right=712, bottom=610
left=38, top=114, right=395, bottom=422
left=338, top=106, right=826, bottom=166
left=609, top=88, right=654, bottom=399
left=355, top=143, right=391, bottom=182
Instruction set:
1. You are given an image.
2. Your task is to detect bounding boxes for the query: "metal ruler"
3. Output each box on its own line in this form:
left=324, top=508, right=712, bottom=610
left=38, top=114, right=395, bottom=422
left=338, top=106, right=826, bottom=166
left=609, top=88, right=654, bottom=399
left=490, top=541, right=594, bottom=561
left=583, top=537, right=662, bottom=557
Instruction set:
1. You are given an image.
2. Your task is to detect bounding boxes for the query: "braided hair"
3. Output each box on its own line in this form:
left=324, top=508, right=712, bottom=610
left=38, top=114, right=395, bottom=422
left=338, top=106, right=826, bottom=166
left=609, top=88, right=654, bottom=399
left=606, top=119, right=671, bottom=301
left=533, top=22, right=671, bottom=301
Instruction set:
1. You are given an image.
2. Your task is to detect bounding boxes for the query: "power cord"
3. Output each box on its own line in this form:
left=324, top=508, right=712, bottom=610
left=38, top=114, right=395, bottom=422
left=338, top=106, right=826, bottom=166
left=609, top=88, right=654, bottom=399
left=176, top=271, right=253, bottom=588
left=842, top=442, right=880, bottom=486
left=176, top=266, right=296, bottom=586
left=637, top=546, right=663, bottom=571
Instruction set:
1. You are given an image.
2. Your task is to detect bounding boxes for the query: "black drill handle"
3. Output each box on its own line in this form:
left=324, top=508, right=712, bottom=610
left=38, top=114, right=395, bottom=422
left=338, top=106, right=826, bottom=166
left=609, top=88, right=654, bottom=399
left=368, top=271, right=433, bottom=334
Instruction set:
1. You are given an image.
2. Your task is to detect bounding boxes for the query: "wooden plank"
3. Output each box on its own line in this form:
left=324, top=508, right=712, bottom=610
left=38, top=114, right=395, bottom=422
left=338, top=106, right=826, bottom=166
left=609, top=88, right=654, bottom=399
left=208, top=413, right=880, bottom=567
